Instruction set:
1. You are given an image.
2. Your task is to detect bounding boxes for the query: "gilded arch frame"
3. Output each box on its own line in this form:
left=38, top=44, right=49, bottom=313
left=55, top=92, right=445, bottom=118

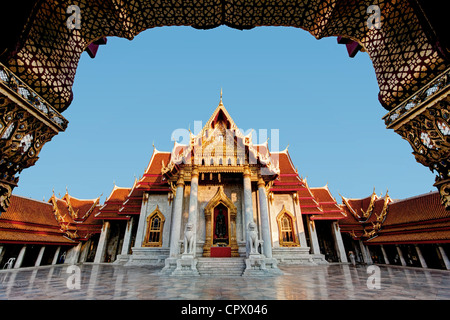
left=203, top=186, right=239, bottom=257
left=276, top=205, right=300, bottom=247
left=143, top=205, right=165, bottom=247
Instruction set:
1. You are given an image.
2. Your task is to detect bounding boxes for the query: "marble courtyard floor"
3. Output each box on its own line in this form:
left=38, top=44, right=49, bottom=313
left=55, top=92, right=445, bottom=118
left=0, top=263, right=449, bottom=300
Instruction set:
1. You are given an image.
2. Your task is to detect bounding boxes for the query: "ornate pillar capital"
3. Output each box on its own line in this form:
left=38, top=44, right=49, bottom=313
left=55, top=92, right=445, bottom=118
left=191, top=165, right=199, bottom=178
left=243, top=165, right=251, bottom=178
left=176, top=170, right=185, bottom=187
left=257, top=174, right=265, bottom=188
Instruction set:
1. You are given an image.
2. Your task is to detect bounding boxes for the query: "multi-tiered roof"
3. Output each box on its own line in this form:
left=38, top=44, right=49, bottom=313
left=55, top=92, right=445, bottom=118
left=339, top=189, right=450, bottom=245
left=116, top=95, right=345, bottom=221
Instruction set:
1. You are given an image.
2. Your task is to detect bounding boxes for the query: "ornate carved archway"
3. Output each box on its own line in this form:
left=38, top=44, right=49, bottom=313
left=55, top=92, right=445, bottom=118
left=0, top=1, right=449, bottom=211
left=203, top=186, right=239, bottom=257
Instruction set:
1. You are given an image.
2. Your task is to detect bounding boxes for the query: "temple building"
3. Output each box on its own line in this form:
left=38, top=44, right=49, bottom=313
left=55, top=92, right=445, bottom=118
left=91, top=96, right=349, bottom=276
left=0, top=192, right=102, bottom=269
left=339, top=190, right=450, bottom=269
left=2, top=96, right=450, bottom=273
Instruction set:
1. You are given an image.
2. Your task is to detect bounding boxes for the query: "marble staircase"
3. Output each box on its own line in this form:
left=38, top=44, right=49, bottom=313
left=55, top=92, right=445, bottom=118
left=196, top=257, right=246, bottom=276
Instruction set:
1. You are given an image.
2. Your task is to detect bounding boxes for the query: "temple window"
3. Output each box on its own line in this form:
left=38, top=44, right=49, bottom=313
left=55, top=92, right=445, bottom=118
left=276, top=208, right=299, bottom=247
left=228, top=158, right=232, bottom=166
left=143, top=207, right=165, bottom=247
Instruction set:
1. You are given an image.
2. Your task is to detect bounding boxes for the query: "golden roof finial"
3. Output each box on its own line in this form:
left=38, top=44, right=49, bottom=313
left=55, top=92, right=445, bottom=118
left=219, top=88, right=223, bottom=106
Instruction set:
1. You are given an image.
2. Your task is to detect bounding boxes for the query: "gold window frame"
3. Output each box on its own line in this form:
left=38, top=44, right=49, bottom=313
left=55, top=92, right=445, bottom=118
left=143, top=206, right=165, bottom=247
left=276, top=206, right=300, bottom=247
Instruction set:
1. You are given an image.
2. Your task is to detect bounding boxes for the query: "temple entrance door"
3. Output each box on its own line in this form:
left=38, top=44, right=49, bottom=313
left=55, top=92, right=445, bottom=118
left=211, top=203, right=231, bottom=257
left=203, top=186, right=239, bottom=257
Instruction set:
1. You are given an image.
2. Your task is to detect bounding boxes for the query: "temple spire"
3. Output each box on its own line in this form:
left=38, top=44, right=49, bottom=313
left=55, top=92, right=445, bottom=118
left=219, top=88, right=223, bottom=106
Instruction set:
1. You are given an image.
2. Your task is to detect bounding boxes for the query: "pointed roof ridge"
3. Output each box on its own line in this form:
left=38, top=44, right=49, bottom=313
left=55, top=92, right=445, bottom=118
left=103, top=183, right=129, bottom=204
left=143, top=146, right=171, bottom=176
left=219, top=87, right=223, bottom=106
left=118, top=177, right=140, bottom=212
left=12, top=193, right=53, bottom=206
left=340, top=193, right=377, bottom=202
left=200, top=96, right=238, bottom=137
left=282, top=148, right=298, bottom=174
left=340, top=194, right=359, bottom=218
left=389, top=190, right=438, bottom=204
left=311, top=184, right=342, bottom=204
left=152, top=141, right=162, bottom=154
left=63, top=193, right=99, bottom=203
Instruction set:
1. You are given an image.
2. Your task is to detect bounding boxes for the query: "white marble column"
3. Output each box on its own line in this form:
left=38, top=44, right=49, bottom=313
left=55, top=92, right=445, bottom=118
left=380, top=245, right=390, bottom=264
left=94, top=221, right=111, bottom=263
left=243, top=166, right=254, bottom=256
left=34, top=246, right=46, bottom=267
left=121, top=217, right=135, bottom=255
left=184, top=166, right=199, bottom=256
left=14, top=245, right=27, bottom=268
left=293, top=196, right=308, bottom=247
left=68, top=242, right=82, bottom=264
left=134, top=193, right=149, bottom=248
left=79, top=239, right=91, bottom=263
left=415, top=245, right=427, bottom=268
left=359, top=240, right=372, bottom=264
left=307, top=217, right=321, bottom=255
left=52, top=246, right=61, bottom=265
left=169, top=170, right=185, bottom=258
left=258, top=175, right=272, bottom=258
left=438, top=245, right=450, bottom=270
left=0, top=245, right=4, bottom=263
left=396, top=245, right=407, bottom=266
left=332, top=222, right=348, bottom=263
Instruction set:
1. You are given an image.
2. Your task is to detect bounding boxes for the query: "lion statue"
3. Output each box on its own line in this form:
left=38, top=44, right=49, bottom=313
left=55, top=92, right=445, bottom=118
left=247, top=221, right=259, bottom=254
left=183, top=223, right=195, bottom=255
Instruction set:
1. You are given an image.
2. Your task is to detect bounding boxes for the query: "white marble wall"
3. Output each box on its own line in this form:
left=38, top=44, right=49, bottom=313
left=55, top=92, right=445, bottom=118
left=268, top=194, right=293, bottom=248
left=133, top=184, right=310, bottom=256
left=145, top=194, right=173, bottom=248
left=134, top=193, right=174, bottom=249
left=195, top=184, right=245, bottom=244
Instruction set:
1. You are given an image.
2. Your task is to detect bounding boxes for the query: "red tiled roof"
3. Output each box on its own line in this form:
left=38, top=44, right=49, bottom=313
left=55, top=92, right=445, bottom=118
left=2, top=195, right=60, bottom=228
left=118, top=149, right=171, bottom=215
left=0, top=230, right=75, bottom=245
left=0, top=195, right=75, bottom=245
left=297, top=184, right=323, bottom=215
left=366, top=191, right=450, bottom=245
left=338, top=191, right=392, bottom=240
left=48, top=193, right=102, bottom=241
left=383, top=191, right=449, bottom=226
left=119, top=179, right=144, bottom=215
left=366, top=230, right=450, bottom=244
left=310, top=186, right=346, bottom=220
left=136, top=149, right=171, bottom=192
left=270, top=150, right=305, bottom=192
left=95, top=185, right=131, bottom=220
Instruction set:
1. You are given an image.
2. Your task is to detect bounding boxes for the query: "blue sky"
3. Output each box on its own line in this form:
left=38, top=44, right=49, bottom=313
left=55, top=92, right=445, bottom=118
left=14, top=25, right=436, bottom=203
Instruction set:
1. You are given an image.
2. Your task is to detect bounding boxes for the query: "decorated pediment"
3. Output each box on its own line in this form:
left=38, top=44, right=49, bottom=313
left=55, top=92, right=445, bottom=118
left=162, top=94, right=280, bottom=176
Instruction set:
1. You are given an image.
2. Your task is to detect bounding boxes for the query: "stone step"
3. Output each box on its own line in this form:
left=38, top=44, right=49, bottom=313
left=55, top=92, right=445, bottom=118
left=196, top=257, right=246, bottom=276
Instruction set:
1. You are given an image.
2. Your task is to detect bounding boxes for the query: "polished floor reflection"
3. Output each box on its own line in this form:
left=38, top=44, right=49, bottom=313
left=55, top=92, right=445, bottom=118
left=0, top=263, right=449, bottom=300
